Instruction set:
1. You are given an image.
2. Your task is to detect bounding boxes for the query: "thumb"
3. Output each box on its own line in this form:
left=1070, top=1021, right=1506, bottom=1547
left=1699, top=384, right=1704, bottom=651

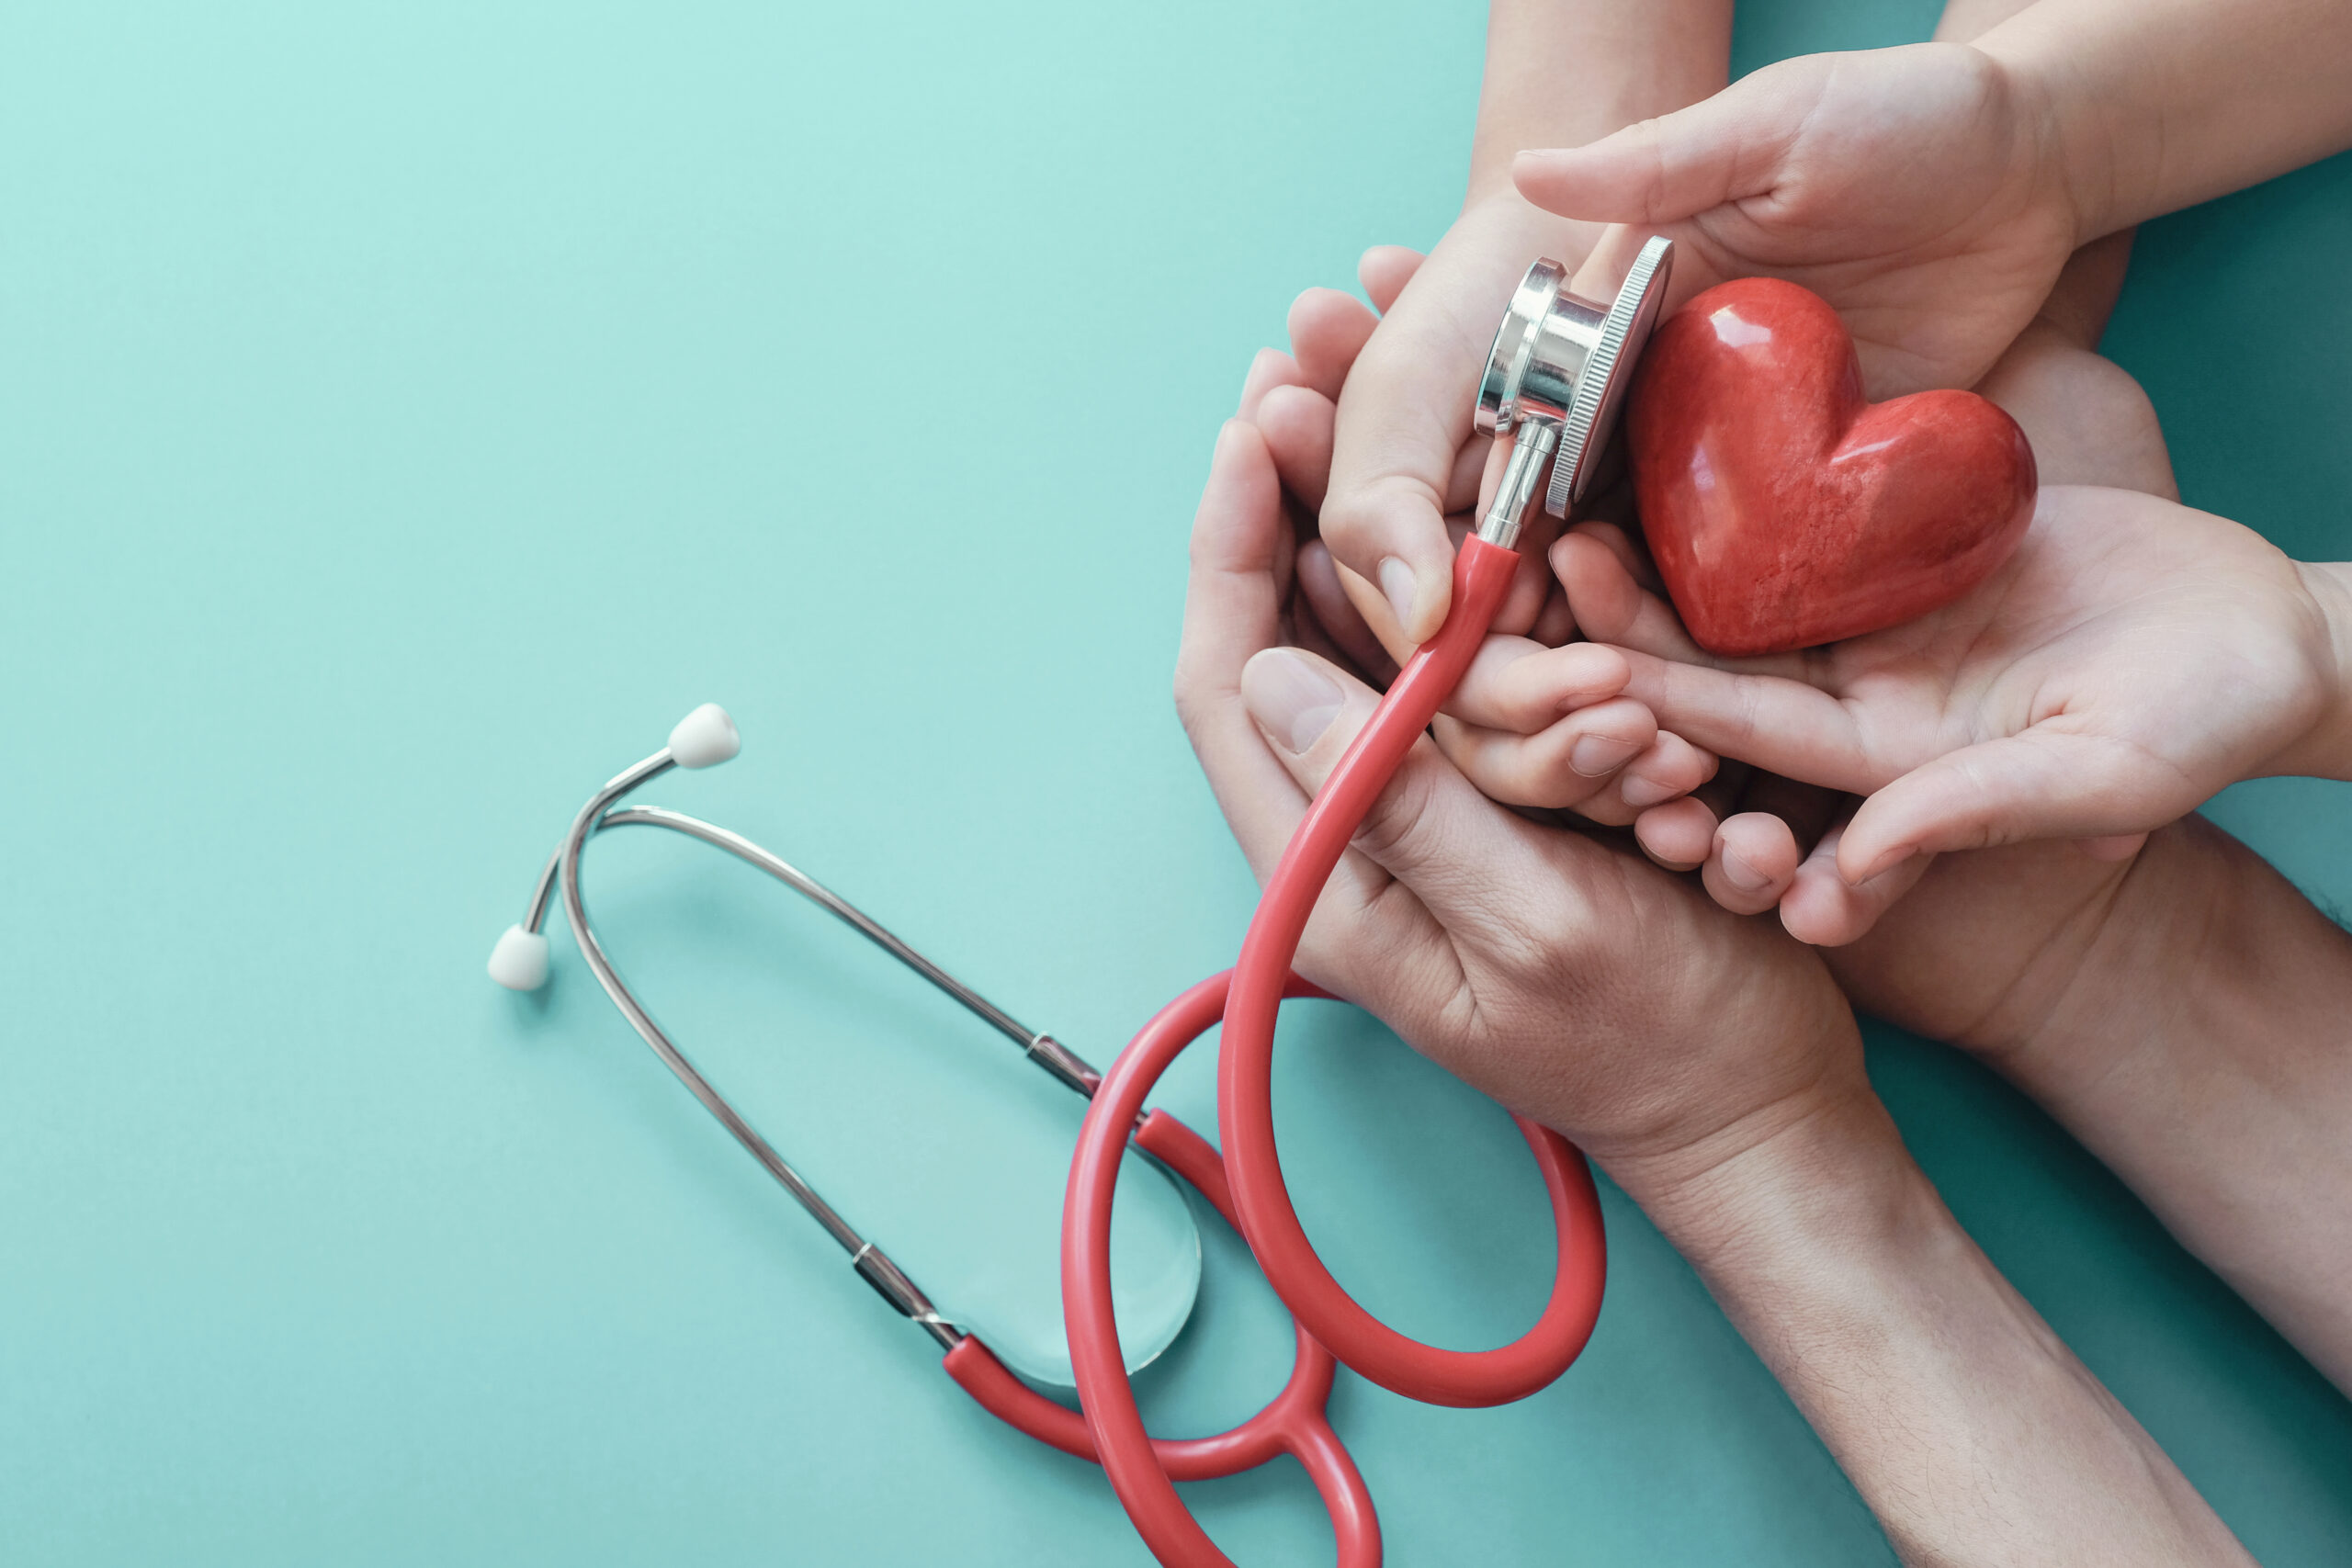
left=1511, top=59, right=1821, bottom=225
left=1838, top=729, right=2179, bottom=885
left=1323, top=205, right=1570, bottom=650
left=1240, top=645, right=1528, bottom=934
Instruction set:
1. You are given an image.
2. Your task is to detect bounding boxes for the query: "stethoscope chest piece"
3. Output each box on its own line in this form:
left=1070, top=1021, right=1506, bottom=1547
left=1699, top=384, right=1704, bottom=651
left=1475, top=235, right=1675, bottom=527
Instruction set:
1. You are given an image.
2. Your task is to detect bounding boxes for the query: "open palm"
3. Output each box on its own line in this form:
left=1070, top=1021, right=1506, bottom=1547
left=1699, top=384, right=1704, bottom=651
left=1555, top=483, right=2341, bottom=884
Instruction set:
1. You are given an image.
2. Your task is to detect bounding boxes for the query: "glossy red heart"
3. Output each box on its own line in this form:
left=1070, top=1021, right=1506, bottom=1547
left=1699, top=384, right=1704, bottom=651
left=1624, top=277, right=2037, bottom=657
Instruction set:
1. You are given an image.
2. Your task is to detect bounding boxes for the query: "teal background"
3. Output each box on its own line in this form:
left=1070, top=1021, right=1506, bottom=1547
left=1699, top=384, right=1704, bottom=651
left=3, top=1, right=2347, bottom=1562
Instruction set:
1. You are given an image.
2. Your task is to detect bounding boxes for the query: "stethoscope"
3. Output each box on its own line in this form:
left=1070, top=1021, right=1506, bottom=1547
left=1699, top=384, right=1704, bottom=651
left=489, top=236, right=1673, bottom=1568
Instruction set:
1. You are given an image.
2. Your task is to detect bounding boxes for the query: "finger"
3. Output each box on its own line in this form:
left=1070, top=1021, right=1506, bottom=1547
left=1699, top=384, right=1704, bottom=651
left=1323, top=475, right=1466, bottom=649
left=1529, top=582, right=1577, bottom=647
left=1325, top=248, right=1534, bottom=644
left=1576, top=730, right=1718, bottom=826
left=1359, top=245, right=1425, bottom=313
left=1621, top=654, right=1887, bottom=795
left=1256, top=382, right=1337, bottom=513
left=1510, top=60, right=1815, bottom=225
left=1781, top=820, right=1938, bottom=946
left=1567, top=603, right=1891, bottom=797
left=1239, top=347, right=1308, bottom=423
left=1567, top=513, right=1668, bottom=592
left=1634, top=795, right=1720, bottom=871
left=1550, top=529, right=1711, bottom=662
left=1615, top=729, right=1717, bottom=810
left=1287, top=288, right=1381, bottom=401
left=1297, top=540, right=1397, bottom=687
left=1444, top=438, right=1489, bottom=515
left=1240, top=644, right=1534, bottom=932
left=1430, top=696, right=1657, bottom=811
left=1838, top=730, right=2179, bottom=884
left=1701, top=812, right=1801, bottom=915
left=1444, top=636, right=1633, bottom=733
left=1174, top=422, right=1317, bottom=876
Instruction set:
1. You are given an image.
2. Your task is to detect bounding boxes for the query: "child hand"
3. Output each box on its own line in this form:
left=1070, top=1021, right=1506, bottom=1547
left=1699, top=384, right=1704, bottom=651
left=1306, top=196, right=1609, bottom=653
left=1513, top=42, right=2079, bottom=400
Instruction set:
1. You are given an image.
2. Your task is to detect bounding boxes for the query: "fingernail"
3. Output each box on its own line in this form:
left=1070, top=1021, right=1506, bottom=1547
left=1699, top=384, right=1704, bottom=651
left=1569, top=734, right=1642, bottom=777
left=1617, top=771, right=1679, bottom=807
left=1720, top=852, right=1770, bottom=892
left=1377, top=558, right=1418, bottom=630
left=1243, top=649, right=1344, bottom=754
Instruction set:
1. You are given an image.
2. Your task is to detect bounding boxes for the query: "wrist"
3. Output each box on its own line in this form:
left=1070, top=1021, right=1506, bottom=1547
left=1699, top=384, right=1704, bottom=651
left=1617, top=1081, right=1919, bottom=1279
left=1961, top=815, right=2352, bottom=1389
left=1467, top=0, right=1731, bottom=201
left=2286, top=560, right=2352, bottom=780
left=1625, top=1074, right=2255, bottom=1562
left=1971, top=24, right=2126, bottom=245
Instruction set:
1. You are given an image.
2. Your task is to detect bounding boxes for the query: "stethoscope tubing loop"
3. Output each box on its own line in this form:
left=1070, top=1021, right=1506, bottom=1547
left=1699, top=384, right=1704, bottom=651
left=1064, top=971, right=1380, bottom=1568
left=1215, top=536, right=1610, bottom=1407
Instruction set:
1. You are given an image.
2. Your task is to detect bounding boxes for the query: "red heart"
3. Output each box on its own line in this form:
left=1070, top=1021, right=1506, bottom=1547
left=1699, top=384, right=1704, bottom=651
left=1624, top=277, right=2036, bottom=657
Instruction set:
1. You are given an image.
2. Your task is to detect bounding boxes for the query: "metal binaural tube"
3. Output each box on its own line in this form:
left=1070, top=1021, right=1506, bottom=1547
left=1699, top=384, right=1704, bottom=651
left=548, top=750, right=961, bottom=1350
left=1476, top=422, right=1559, bottom=551
left=590, top=806, right=1102, bottom=1097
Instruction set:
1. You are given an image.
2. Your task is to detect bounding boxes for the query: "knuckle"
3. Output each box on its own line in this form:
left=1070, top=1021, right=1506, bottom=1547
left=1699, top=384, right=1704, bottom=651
left=1351, top=753, right=1447, bottom=869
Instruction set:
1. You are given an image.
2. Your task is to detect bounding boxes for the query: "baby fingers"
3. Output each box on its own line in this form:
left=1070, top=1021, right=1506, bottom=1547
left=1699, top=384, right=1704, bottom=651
left=1702, top=813, right=1804, bottom=915
left=1432, top=697, right=1657, bottom=809
left=1573, top=730, right=1720, bottom=826
left=1446, top=636, right=1632, bottom=730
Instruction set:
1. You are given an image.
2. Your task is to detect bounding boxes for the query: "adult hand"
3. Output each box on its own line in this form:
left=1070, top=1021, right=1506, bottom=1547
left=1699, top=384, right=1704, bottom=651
left=1175, top=413, right=1859, bottom=1187
left=1173, top=400, right=2260, bottom=1567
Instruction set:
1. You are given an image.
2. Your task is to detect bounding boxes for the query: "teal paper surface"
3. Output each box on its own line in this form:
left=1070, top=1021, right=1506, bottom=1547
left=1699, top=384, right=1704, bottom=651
left=1, top=2, right=2346, bottom=1562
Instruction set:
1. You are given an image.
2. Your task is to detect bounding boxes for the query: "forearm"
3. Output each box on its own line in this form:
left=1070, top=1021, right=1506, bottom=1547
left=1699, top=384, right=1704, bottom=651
left=1467, top=0, right=1731, bottom=200
left=1974, top=0, right=2352, bottom=241
left=1982, top=816, right=2352, bottom=1389
left=1632, top=1092, right=2253, bottom=1567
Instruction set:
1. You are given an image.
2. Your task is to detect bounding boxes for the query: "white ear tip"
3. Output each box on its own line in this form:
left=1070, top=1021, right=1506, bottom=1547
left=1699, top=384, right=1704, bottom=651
left=667, top=703, right=741, bottom=769
left=488, top=925, right=551, bottom=990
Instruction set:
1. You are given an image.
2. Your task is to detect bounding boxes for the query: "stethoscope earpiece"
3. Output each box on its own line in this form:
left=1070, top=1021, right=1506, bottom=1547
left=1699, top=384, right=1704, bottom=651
left=485, top=701, right=735, bottom=990
left=487, top=924, right=551, bottom=991
left=1473, top=236, right=1674, bottom=547
left=666, top=702, right=741, bottom=769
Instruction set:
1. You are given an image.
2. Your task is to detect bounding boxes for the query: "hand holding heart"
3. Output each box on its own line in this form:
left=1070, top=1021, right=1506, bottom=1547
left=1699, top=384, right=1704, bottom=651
left=1550, top=483, right=2346, bottom=887
left=1512, top=43, right=2082, bottom=402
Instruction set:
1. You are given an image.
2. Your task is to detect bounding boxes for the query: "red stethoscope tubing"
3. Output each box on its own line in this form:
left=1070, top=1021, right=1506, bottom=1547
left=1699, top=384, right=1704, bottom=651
left=1216, top=536, right=1608, bottom=1406
left=1059, top=972, right=1378, bottom=1568
left=1055, top=536, right=1610, bottom=1563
